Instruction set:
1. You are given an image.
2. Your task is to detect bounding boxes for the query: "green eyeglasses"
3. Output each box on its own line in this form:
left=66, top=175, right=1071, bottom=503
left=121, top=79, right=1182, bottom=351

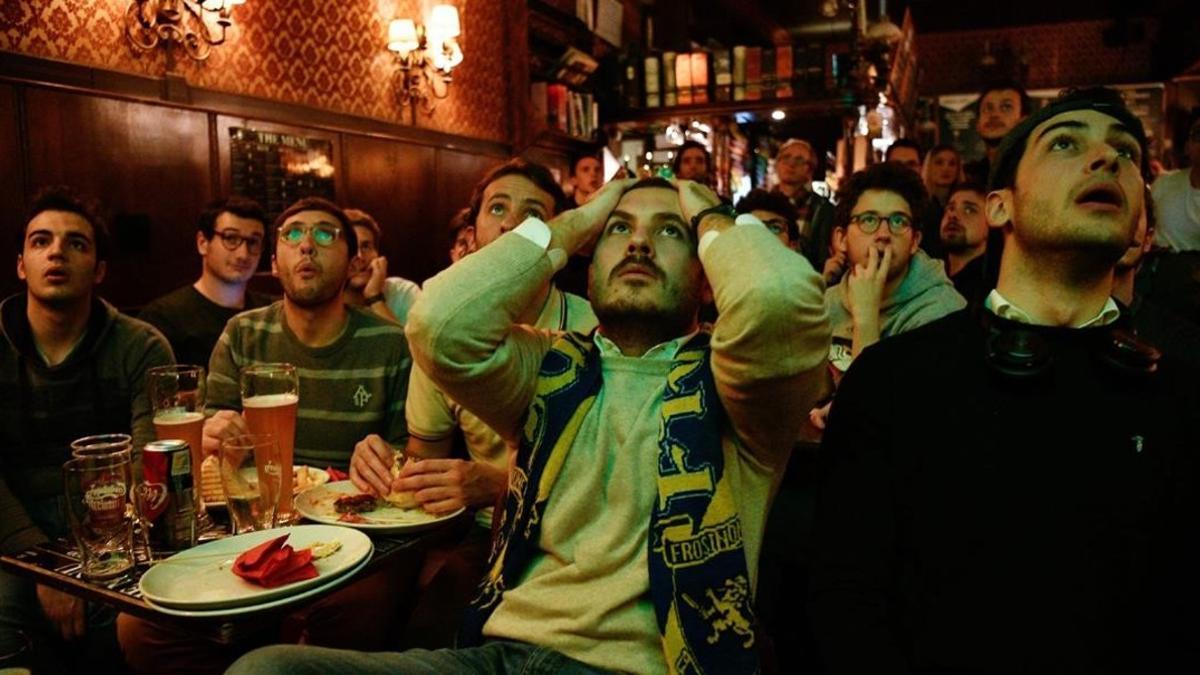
left=278, top=223, right=342, bottom=247
left=849, top=212, right=913, bottom=235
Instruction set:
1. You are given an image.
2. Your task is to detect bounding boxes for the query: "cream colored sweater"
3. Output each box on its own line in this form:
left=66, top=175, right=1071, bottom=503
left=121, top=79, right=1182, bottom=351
left=406, top=219, right=830, bottom=673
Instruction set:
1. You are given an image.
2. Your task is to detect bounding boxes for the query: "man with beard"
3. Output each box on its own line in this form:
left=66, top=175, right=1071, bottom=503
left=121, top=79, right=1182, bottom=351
left=812, top=87, right=1200, bottom=674
left=118, top=197, right=414, bottom=673
left=773, top=138, right=839, bottom=279
left=1, top=187, right=173, bottom=672
left=228, top=176, right=831, bottom=674
left=672, top=140, right=712, bottom=185
left=963, top=80, right=1032, bottom=185
left=341, top=207, right=421, bottom=328
left=939, top=181, right=990, bottom=306
left=138, top=196, right=272, bottom=367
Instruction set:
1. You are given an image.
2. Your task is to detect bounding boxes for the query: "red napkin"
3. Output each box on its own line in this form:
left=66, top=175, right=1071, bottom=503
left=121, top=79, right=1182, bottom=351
left=232, top=534, right=318, bottom=588
left=326, top=467, right=348, bottom=482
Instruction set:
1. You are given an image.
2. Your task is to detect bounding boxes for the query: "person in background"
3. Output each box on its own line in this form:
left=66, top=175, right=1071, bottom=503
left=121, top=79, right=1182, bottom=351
left=1146, top=109, right=1200, bottom=324
left=884, top=138, right=923, bottom=175
left=734, top=188, right=801, bottom=250
left=963, top=80, right=1032, bottom=184
left=773, top=138, right=838, bottom=280
left=447, top=207, right=476, bottom=265
left=350, top=158, right=596, bottom=650
left=940, top=181, right=990, bottom=307
left=138, top=196, right=272, bottom=368
left=922, top=143, right=963, bottom=209
left=811, top=86, right=1200, bottom=675
left=1, top=186, right=173, bottom=673
left=569, top=153, right=604, bottom=207
left=672, top=139, right=712, bottom=185
left=341, top=207, right=422, bottom=328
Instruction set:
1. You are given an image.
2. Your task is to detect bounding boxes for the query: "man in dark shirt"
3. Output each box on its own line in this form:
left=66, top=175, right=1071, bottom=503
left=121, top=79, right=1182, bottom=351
left=811, top=87, right=1200, bottom=674
left=773, top=138, right=838, bottom=279
left=138, top=196, right=272, bottom=367
left=939, top=181, right=990, bottom=307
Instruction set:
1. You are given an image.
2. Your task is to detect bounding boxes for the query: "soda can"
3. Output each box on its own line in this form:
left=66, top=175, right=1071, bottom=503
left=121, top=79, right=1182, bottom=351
left=139, top=439, right=196, bottom=550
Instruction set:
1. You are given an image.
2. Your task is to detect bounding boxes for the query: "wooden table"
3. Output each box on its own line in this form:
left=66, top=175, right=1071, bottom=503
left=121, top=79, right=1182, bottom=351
left=0, top=515, right=470, bottom=643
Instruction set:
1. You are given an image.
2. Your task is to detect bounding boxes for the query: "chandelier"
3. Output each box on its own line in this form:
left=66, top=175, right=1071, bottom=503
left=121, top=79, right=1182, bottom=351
left=388, top=4, right=464, bottom=117
left=124, top=0, right=246, bottom=63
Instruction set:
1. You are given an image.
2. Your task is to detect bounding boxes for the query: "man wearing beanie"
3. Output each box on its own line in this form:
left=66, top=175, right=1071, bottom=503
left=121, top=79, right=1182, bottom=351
left=811, top=87, right=1200, bottom=674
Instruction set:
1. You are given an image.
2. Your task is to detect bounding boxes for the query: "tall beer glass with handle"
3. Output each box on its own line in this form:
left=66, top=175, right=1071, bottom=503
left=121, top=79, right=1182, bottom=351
left=147, top=365, right=208, bottom=524
left=240, top=363, right=298, bottom=523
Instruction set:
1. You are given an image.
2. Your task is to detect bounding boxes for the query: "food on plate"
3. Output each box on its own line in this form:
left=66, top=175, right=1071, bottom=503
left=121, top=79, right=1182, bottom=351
left=384, top=452, right=418, bottom=508
left=333, top=492, right=379, bottom=514
left=307, top=540, right=342, bottom=560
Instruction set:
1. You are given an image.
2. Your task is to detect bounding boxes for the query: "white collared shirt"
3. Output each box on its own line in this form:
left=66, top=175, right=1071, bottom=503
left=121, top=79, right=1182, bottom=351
left=984, top=289, right=1121, bottom=328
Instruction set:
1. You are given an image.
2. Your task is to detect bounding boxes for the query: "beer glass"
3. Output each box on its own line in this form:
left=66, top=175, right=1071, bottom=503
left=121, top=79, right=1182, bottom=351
left=218, top=434, right=281, bottom=534
left=240, top=364, right=298, bottom=522
left=147, top=365, right=207, bottom=520
left=63, top=453, right=136, bottom=580
left=70, top=434, right=132, bottom=461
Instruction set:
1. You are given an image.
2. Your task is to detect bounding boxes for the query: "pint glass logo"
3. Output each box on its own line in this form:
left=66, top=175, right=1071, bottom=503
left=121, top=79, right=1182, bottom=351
left=84, top=480, right=127, bottom=527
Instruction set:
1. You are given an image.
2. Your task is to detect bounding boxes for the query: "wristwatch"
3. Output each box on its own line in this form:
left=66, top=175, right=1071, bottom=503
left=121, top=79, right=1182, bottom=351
left=690, top=203, right=737, bottom=231
left=363, top=293, right=385, bottom=305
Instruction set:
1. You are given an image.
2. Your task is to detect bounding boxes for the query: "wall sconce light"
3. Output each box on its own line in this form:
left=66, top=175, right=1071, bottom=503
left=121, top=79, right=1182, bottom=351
left=125, top=0, right=246, bottom=62
left=388, top=4, right=464, bottom=116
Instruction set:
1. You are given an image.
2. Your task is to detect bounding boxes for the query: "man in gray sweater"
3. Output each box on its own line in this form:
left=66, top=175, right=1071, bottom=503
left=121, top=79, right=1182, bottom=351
left=0, top=186, right=173, bottom=671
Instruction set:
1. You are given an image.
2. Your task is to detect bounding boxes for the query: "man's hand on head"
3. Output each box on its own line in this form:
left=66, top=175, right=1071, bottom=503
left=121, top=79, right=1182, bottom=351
left=672, top=179, right=727, bottom=239
left=547, top=177, right=637, bottom=260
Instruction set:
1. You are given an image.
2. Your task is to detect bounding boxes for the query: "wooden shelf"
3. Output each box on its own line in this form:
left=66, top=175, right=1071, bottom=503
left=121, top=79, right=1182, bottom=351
left=609, top=92, right=858, bottom=125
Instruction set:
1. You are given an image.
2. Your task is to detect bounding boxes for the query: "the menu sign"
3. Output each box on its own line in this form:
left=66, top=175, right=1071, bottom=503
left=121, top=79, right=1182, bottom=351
left=229, top=128, right=336, bottom=223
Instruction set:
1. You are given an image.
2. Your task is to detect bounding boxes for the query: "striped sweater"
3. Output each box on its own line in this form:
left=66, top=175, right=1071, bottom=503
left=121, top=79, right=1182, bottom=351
left=207, top=302, right=411, bottom=469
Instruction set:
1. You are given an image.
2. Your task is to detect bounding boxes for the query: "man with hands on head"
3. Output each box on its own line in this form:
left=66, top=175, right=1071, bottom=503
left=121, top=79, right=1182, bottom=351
left=228, top=175, right=830, bottom=675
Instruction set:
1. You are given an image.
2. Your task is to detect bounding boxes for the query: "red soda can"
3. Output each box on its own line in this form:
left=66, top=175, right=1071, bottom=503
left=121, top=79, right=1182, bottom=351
left=139, top=440, right=196, bottom=550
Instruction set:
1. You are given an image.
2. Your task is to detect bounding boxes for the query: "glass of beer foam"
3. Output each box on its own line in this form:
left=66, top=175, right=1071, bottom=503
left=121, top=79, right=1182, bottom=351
left=148, top=365, right=207, bottom=519
left=218, top=434, right=281, bottom=534
left=240, top=363, right=299, bottom=523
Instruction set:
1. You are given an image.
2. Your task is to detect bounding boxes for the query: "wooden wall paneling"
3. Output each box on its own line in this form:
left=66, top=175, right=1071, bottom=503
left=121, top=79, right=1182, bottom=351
left=340, top=134, right=439, bottom=283
left=23, top=88, right=213, bottom=310
left=433, top=149, right=508, bottom=271
left=0, top=84, right=26, bottom=302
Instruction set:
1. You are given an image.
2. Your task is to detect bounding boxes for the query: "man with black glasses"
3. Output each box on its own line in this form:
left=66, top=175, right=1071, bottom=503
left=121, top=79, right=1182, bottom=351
left=139, top=196, right=273, bottom=367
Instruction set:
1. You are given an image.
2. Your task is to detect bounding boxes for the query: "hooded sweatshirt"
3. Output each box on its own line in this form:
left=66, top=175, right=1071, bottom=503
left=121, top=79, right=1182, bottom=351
left=0, top=293, right=173, bottom=554
left=825, top=250, right=966, bottom=360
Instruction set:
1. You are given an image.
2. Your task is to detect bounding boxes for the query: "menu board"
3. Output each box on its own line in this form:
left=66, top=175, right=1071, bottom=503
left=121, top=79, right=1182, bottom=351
left=229, top=128, right=336, bottom=222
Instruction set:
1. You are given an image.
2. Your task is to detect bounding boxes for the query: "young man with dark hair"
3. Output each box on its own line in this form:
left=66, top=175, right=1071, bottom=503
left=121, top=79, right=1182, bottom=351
left=964, top=80, right=1033, bottom=184
left=139, top=196, right=272, bottom=367
left=672, top=140, right=712, bottom=183
left=884, top=138, right=923, bottom=174
left=939, top=181, right=990, bottom=305
left=1, top=186, right=173, bottom=672
left=342, top=207, right=422, bottom=328
left=232, top=176, right=831, bottom=674
left=773, top=138, right=839, bottom=279
left=735, top=188, right=800, bottom=248
left=569, top=153, right=604, bottom=207
left=812, top=87, right=1200, bottom=674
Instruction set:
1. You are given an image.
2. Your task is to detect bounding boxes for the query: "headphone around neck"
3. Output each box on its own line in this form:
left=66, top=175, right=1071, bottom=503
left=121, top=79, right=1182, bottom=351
left=982, top=310, right=1161, bottom=380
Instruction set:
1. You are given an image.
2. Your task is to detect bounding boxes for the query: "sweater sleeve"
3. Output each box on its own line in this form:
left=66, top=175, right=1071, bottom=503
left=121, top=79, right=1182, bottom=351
left=0, top=475, right=48, bottom=555
left=703, top=223, right=831, bottom=465
left=405, top=232, right=558, bottom=444
left=206, top=318, right=242, bottom=413
left=809, top=346, right=909, bottom=674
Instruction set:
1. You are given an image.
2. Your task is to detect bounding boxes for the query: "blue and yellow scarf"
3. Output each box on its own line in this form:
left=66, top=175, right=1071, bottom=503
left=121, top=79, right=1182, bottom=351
left=462, top=331, right=759, bottom=674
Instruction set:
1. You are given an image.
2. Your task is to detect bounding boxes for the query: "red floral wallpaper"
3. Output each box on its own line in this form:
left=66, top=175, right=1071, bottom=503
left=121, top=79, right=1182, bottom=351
left=0, top=0, right=512, bottom=143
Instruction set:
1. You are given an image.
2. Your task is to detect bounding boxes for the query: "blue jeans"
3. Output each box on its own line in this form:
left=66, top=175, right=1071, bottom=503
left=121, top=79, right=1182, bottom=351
left=227, top=640, right=615, bottom=675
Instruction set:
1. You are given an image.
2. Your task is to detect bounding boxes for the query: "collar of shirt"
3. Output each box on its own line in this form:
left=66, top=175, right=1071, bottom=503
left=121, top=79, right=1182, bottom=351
left=984, top=289, right=1121, bottom=328
left=593, top=329, right=700, bottom=361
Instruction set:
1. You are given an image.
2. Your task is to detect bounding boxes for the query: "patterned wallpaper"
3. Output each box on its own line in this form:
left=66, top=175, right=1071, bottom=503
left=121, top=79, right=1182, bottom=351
left=0, top=0, right=512, bottom=143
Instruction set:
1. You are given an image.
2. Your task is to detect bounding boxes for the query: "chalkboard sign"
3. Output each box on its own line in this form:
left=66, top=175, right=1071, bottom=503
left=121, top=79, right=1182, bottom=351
left=229, top=128, right=336, bottom=222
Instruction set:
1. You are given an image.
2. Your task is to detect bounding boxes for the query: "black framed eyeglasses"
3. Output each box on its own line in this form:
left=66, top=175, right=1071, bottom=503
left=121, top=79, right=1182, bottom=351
left=278, top=223, right=342, bottom=248
left=850, top=211, right=913, bottom=235
left=214, top=230, right=264, bottom=255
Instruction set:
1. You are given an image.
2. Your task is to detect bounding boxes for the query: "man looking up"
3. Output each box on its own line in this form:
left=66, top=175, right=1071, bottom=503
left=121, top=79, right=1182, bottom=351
left=1, top=187, right=173, bottom=671
left=341, top=207, right=422, bottom=328
left=230, top=176, right=831, bottom=674
left=939, top=181, right=991, bottom=305
left=773, top=138, right=837, bottom=277
left=139, top=196, right=271, bottom=367
left=570, top=153, right=604, bottom=207
left=812, top=87, right=1200, bottom=674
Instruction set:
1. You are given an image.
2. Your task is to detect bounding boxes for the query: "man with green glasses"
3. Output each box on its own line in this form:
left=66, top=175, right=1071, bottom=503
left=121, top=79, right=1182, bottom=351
left=139, top=196, right=273, bottom=368
left=810, top=163, right=964, bottom=429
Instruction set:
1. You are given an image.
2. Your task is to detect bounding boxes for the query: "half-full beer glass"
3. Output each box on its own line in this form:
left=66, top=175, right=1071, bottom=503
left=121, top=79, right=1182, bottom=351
left=63, top=453, right=135, bottom=579
left=147, top=365, right=207, bottom=519
left=240, top=363, right=298, bottom=522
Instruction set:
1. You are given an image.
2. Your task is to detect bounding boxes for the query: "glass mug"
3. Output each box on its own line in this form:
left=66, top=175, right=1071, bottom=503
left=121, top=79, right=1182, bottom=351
left=147, top=365, right=208, bottom=520
left=240, top=364, right=298, bottom=523
left=62, top=452, right=136, bottom=580
left=218, top=434, right=281, bottom=534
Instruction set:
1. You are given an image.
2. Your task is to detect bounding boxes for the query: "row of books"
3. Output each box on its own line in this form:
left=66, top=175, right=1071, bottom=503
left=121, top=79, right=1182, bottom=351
left=625, top=44, right=833, bottom=110
left=530, top=82, right=600, bottom=140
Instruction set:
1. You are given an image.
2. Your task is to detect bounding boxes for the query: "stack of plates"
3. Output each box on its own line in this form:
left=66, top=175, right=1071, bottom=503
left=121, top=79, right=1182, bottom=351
left=138, top=524, right=372, bottom=617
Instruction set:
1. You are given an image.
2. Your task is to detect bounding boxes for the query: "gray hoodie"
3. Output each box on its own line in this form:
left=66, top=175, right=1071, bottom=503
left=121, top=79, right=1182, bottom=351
left=825, top=250, right=967, bottom=347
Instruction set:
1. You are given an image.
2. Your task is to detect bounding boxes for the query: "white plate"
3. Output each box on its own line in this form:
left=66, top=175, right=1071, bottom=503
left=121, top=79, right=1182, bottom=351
left=295, top=481, right=464, bottom=534
left=202, top=462, right=329, bottom=508
left=138, top=524, right=372, bottom=610
left=142, top=551, right=371, bottom=618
